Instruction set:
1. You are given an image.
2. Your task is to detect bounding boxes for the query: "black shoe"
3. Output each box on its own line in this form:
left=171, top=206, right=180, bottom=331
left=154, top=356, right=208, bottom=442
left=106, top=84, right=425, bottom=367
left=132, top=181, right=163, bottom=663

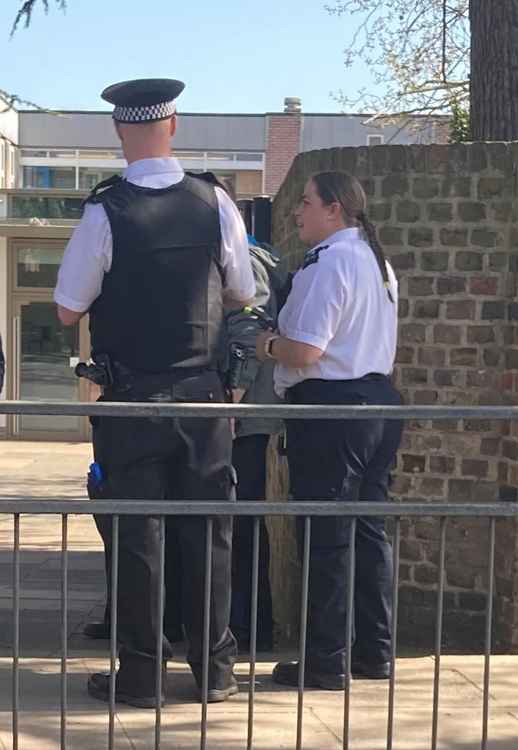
left=83, top=621, right=111, bottom=640
left=198, top=675, right=239, bottom=703
left=272, top=661, right=346, bottom=690
left=87, top=671, right=166, bottom=708
left=351, top=659, right=391, bottom=680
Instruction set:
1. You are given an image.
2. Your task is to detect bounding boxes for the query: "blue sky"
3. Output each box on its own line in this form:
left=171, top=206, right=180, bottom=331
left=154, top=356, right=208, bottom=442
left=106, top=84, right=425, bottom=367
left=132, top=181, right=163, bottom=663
left=2, top=0, right=372, bottom=113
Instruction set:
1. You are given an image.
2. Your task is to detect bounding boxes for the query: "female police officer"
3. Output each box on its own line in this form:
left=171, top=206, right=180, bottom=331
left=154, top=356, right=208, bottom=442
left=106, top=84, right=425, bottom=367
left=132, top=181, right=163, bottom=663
left=256, top=170, right=403, bottom=688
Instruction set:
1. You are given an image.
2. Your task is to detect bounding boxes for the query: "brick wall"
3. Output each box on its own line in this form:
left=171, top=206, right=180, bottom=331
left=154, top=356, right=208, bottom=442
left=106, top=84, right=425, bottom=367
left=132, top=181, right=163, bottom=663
left=264, top=114, right=302, bottom=197
left=269, top=142, right=518, bottom=652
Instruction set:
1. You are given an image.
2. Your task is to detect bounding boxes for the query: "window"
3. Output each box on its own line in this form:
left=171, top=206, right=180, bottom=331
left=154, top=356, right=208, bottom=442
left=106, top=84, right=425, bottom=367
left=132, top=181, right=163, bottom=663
left=21, top=149, right=48, bottom=158
left=237, top=152, right=263, bottom=162
left=77, top=149, right=123, bottom=160
left=16, top=246, right=64, bottom=289
left=176, top=151, right=202, bottom=161
left=11, top=196, right=83, bottom=220
left=367, top=134, right=384, bottom=146
left=0, top=141, right=4, bottom=187
left=23, top=166, right=76, bottom=189
left=207, top=151, right=233, bottom=160
left=47, top=149, right=76, bottom=159
left=78, top=167, right=122, bottom=191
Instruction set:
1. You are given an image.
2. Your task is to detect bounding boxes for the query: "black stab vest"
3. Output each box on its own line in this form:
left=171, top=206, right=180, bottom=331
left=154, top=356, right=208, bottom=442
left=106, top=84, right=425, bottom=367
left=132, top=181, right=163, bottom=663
left=88, top=175, right=224, bottom=373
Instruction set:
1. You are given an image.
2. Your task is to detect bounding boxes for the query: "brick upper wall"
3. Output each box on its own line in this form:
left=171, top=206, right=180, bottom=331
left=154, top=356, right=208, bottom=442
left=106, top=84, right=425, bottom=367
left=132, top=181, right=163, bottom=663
left=270, top=142, right=518, bottom=651
left=264, top=114, right=302, bottom=196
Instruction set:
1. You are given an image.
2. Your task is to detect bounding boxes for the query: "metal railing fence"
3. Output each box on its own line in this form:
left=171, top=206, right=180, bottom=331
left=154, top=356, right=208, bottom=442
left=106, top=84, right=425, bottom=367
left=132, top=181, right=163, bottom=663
left=1, top=400, right=517, bottom=750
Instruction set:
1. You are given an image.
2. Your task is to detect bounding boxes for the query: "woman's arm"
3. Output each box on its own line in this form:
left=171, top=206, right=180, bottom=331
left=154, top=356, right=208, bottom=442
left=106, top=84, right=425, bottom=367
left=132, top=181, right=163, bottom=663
left=256, top=330, right=324, bottom=368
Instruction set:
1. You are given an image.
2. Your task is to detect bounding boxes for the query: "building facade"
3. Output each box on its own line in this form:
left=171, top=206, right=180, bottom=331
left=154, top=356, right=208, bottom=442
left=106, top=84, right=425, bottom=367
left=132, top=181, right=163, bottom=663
left=0, top=97, right=447, bottom=440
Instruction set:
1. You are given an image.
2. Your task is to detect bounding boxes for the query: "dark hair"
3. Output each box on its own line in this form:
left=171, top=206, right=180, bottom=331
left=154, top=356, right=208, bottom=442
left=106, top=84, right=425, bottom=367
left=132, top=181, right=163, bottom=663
left=311, top=171, right=394, bottom=302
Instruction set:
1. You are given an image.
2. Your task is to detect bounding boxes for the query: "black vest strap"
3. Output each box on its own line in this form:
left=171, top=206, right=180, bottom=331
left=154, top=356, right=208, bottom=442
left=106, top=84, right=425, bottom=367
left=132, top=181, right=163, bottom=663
left=83, top=174, right=124, bottom=207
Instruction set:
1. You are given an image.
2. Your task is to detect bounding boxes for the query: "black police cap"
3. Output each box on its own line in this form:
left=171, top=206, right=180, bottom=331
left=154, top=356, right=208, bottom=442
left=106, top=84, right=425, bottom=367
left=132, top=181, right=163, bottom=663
left=101, top=78, right=185, bottom=123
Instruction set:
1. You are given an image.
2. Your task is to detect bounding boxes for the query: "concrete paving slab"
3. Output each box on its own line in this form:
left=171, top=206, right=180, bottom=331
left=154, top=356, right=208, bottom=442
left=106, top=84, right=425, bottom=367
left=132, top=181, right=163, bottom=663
left=313, top=706, right=518, bottom=750
left=0, top=714, right=131, bottom=750
left=436, top=655, right=518, bottom=709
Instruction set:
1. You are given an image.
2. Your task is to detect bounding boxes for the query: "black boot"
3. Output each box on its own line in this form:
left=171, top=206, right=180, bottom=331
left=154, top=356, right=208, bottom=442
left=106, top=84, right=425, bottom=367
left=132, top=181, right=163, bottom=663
left=190, top=663, right=239, bottom=703
left=272, top=661, right=346, bottom=690
left=83, top=620, right=111, bottom=640
left=88, top=654, right=167, bottom=708
left=197, top=674, right=239, bottom=703
left=351, top=658, right=391, bottom=680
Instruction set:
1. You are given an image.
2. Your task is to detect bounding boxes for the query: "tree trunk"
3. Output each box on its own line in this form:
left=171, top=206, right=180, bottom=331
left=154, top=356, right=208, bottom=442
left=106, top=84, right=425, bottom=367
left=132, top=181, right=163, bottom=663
left=470, top=0, right=518, bottom=140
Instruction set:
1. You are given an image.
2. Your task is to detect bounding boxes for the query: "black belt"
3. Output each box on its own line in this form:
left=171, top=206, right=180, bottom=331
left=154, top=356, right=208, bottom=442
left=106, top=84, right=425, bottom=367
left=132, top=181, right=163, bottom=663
left=290, top=373, right=389, bottom=389
left=110, top=362, right=218, bottom=392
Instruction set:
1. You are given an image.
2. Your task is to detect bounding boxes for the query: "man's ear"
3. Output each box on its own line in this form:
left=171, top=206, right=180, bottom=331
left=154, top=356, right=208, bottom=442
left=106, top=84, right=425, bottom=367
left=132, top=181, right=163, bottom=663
left=170, top=114, right=177, bottom=139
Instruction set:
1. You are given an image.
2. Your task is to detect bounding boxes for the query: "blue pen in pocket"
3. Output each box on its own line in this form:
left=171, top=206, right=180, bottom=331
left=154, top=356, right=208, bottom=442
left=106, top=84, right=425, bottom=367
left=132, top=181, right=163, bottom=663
left=87, top=462, right=105, bottom=498
left=89, top=462, right=104, bottom=484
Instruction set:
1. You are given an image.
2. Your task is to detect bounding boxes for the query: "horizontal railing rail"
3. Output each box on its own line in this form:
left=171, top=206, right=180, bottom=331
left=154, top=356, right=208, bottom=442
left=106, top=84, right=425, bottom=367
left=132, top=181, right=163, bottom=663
left=1, top=399, right=518, bottom=419
left=0, top=499, right=515, bottom=516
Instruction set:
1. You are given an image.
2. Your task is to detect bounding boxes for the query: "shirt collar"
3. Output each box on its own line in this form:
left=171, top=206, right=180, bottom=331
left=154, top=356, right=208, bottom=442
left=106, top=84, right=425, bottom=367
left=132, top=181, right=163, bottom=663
left=123, top=156, right=184, bottom=180
left=318, top=227, right=361, bottom=249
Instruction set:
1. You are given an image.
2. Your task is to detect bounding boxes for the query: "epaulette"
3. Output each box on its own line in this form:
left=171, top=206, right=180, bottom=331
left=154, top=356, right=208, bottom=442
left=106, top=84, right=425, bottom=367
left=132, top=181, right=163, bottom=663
left=83, top=174, right=124, bottom=206
left=302, top=244, right=329, bottom=270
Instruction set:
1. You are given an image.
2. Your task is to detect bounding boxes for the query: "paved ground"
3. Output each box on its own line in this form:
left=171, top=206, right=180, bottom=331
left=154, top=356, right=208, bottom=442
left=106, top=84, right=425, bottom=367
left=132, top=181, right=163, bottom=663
left=0, top=441, right=517, bottom=748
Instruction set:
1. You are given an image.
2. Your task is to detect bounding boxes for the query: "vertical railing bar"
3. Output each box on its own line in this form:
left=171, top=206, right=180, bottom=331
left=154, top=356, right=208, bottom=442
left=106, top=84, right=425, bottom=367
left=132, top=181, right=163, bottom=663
left=296, top=516, right=311, bottom=750
left=431, top=516, right=447, bottom=750
left=108, top=516, right=119, bottom=750
left=200, top=518, right=213, bottom=750
left=342, top=517, right=356, bottom=750
left=481, top=517, right=496, bottom=750
left=386, top=518, right=401, bottom=750
left=60, top=514, right=68, bottom=750
left=155, top=516, right=166, bottom=750
left=246, top=517, right=260, bottom=750
left=12, top=513, right=20, bottom=750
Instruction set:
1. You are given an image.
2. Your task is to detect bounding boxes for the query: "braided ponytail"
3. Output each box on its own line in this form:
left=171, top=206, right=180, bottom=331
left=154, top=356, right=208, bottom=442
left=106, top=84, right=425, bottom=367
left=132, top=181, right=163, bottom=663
left=311, top=171, right=394, bottom=303
left=357, top=211, right=394, bottom=303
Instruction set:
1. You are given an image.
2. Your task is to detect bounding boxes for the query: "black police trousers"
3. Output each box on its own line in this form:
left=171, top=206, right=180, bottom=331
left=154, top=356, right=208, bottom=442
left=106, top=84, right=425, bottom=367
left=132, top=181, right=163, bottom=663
left=286, top=375, right=403, bottom=674
left=91, top=370, right=237, bottom=690
left=230, top=434, right=274, bottom=648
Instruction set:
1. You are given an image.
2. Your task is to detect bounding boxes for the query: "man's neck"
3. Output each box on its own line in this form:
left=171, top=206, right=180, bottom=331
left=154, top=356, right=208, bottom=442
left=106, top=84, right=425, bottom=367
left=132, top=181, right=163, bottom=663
left=125, top=148, right=172, bottom=165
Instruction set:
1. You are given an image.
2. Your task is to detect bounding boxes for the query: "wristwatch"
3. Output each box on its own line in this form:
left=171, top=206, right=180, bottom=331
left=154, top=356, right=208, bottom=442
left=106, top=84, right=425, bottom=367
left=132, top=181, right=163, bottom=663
left=264, top=334, right=280, bottom=359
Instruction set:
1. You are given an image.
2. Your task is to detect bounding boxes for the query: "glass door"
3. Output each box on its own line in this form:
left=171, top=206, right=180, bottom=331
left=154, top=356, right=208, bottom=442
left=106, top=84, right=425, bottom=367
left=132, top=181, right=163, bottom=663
left=11, top=298, right=86, bottom=440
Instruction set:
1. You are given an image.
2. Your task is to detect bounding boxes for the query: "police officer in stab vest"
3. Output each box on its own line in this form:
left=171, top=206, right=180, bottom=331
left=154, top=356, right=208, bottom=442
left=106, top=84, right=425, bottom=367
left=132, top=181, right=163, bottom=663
left=54, top=78, right=255, bottom=706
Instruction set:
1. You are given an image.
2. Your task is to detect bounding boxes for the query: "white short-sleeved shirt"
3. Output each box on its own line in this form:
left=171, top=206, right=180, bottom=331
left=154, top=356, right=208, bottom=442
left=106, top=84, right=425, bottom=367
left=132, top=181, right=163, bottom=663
left=54, top=156, right=255, bottom=312
left=274, top=227, right=398, bottom=397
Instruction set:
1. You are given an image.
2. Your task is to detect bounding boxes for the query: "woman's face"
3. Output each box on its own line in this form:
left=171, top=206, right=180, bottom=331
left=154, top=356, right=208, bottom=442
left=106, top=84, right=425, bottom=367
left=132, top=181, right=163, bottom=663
left=294, top=179, right=338, bottom=247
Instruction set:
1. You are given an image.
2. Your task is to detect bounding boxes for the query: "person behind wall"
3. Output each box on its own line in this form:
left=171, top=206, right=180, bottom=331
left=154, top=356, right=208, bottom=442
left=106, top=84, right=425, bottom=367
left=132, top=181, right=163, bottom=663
left=256, top=170, right=403, bottom=688
left=53, top=78, right=255, bottom=707
left=226, top=239, right=288, bottom=652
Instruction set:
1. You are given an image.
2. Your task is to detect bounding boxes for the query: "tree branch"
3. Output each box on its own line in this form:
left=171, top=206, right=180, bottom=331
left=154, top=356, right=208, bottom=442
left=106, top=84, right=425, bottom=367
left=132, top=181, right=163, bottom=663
left=11, top=0, right=67, bottom=37
left=328, top=0, right=469, bottom=122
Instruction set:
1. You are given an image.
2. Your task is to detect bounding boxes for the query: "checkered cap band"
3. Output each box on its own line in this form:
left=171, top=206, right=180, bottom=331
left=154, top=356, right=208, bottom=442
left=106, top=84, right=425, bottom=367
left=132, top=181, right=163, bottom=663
left=113, top=100, right=176, bottom=123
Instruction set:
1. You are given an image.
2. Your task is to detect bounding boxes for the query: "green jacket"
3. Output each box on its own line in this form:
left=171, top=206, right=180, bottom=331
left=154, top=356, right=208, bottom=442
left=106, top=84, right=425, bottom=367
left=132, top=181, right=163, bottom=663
left=226, top=244, right=288, bottom=439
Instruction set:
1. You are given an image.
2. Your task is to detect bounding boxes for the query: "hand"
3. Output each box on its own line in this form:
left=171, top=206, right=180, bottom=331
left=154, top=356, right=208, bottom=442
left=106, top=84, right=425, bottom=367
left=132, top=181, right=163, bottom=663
left=256, top=330, right=273, bottom=362
left=231, top=388, right=246, bottom=403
